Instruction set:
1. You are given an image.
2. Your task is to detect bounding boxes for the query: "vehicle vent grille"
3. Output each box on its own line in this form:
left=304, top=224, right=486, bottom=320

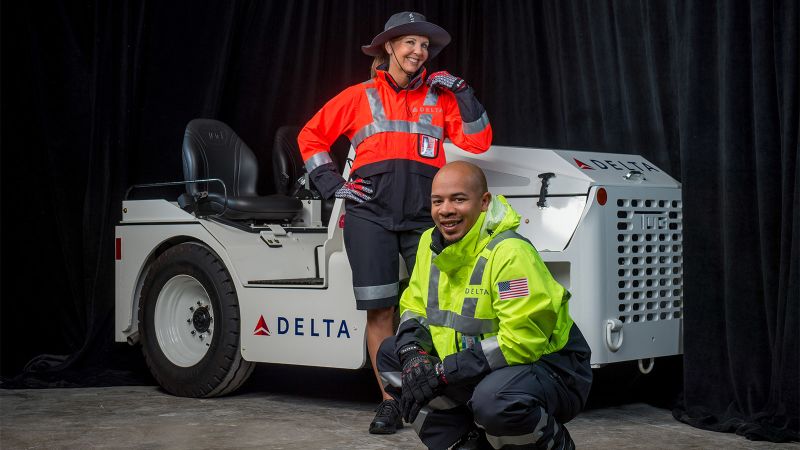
left=614, top=198, right=683, bottom=324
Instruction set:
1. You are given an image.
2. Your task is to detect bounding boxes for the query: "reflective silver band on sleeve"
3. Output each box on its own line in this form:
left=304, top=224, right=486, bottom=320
left=398, top=310, right=429, bottom=328
left=484, top=407, right=549, bottom=448
left=462, top=111, right=490, bottom=135
left=304, top=151, right=334, bottom=173
left=353, top=282, right=399, bottom=301
left=480, top=336, right=508, bottom=370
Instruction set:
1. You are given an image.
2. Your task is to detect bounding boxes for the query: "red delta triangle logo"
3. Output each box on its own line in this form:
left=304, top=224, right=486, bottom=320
left=574, top=158, right=594, bottom=169
left=253, top=315, right=270, bottom=336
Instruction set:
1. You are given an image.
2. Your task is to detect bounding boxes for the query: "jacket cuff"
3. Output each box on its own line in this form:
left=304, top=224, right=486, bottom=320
left=454, top=86, right=487, bottom=124
left=395, top=317, right=434, bottom=355
left=441, top=340, right=495, bottom=385
left=309, top=163, right=344, bottom=199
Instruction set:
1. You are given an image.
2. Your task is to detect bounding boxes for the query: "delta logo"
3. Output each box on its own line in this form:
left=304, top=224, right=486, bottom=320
left=253, top=314, right=351, bottom=339
left=416, top=106, right=443, bottom=114
left=573, top=158, right=660, bottom=172
left=253, top=315, right=270, bottom=336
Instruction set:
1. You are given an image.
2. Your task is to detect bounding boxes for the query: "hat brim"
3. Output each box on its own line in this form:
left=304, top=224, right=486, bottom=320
left=361, top=22, right=451, bottom=60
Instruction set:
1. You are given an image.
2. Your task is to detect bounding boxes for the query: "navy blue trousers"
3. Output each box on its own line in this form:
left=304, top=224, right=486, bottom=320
left=377, top=325, right=592, bottom=449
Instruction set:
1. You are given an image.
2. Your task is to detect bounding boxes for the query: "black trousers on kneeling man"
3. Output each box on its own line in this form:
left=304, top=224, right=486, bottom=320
left=377, top=325, right=593, bottom=450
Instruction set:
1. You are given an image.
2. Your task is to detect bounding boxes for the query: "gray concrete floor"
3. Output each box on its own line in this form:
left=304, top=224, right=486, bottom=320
left=2, top=384, right=797, bottom=449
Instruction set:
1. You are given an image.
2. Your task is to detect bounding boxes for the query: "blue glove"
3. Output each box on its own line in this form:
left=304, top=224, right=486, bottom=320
left=427, top=71, right=467, bottom=93
left=334, top=178, right=373, bottom=203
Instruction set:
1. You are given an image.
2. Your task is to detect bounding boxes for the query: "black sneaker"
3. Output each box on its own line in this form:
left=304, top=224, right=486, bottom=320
left=369, top=399, right=403, bottom=434
left=554, top=424, right=575, bottom=450
left=451, top=429, right=491, bottom=450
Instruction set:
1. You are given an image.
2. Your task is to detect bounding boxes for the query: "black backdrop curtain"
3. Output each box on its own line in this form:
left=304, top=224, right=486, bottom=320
left=1, top=0, right=797, bottom=442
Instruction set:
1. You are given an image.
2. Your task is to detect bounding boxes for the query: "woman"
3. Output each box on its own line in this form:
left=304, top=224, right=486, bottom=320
left=297, top=11, right=492, bottom=434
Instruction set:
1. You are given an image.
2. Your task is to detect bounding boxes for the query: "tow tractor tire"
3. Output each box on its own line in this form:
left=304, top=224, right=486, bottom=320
left=138, top=242, right=254, bottom=397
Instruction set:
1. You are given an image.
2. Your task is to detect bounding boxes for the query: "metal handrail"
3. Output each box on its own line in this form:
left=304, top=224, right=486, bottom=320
left=123, top=178, right=229, bottom=218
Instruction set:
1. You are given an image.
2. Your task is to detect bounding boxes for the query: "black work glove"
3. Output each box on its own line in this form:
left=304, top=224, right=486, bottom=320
left=426, top=70, right=468, bottom=93
left=334, top=178, right=373, bottom=203
left=398, top=345, right=447, bottom=423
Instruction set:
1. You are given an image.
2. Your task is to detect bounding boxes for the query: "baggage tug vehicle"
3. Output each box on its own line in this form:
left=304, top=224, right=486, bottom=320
left=116, top=120, right=683, bottom=397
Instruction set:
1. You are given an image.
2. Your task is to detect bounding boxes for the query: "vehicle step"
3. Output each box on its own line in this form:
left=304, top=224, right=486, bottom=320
left=248, top=278, right=325, bottom=285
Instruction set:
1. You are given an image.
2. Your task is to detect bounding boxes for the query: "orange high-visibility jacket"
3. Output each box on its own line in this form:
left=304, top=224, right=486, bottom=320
left=299, top=67, right=491, bottom=179
left=298, top=67, right=492, bottom=229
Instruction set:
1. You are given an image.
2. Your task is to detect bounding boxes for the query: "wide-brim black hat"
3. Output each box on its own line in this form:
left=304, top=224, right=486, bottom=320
left=362, top=11, right=451, bottom=60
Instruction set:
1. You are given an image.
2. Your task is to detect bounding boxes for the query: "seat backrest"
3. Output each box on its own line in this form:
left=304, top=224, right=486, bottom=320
left=271, top=125, right=304, bottom=196
left=271, top=125, right=351, bottom=195
left=182, top=119, right=258, bottom=197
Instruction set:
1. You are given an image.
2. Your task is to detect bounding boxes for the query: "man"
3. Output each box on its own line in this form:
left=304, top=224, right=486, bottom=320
left=376, top=161, right=593, bottom=449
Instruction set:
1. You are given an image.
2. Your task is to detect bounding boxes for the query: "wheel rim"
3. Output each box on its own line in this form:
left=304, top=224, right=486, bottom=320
left=154, top=274, right=214, bottom=367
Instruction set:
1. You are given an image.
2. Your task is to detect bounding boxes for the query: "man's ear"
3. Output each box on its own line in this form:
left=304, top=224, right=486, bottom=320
left=481, top=192, right=492, bottom=211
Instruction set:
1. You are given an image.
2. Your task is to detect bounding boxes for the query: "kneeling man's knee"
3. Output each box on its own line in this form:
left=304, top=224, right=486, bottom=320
left=470, top=382, right=542, bottom=435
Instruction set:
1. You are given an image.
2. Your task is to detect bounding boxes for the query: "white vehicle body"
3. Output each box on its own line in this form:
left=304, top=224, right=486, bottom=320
left=116, top=144, right=683, bottom=383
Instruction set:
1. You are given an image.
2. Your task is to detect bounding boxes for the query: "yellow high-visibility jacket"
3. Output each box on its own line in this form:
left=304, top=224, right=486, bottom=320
left=397, top=195, right=574, bottom=383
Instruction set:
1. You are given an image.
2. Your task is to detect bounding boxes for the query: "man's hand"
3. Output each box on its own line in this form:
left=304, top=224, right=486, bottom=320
left=334, top=178, right=373, bottom=203
left=427, top=71, right=467, bottom=93
left=398, top=345, right=447, bottom=422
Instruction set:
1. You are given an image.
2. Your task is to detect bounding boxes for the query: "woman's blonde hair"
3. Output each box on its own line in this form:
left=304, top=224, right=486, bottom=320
left=370, top=53, right=388, bottom=78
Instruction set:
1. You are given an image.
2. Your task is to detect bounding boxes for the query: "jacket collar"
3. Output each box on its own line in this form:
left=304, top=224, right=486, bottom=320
left=376, top=63, right=427, bottom=91
left=431, top=196, right=521, bottom=274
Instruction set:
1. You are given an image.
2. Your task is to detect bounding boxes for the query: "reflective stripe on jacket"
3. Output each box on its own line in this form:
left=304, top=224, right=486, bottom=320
left=397, top=196, right=574, bottom=384
left=298, top=67, right=492, bottom=179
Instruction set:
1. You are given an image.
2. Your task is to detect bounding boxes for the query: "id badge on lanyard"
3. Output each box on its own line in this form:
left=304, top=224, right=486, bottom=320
left=418, top=135, right=439, bottom=159
left=461, top=334, right=481, bottom=350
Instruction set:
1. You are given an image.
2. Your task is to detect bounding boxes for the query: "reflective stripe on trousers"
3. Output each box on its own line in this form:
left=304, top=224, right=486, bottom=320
left=353, top=281, right=399, bottom=301
left=483, top=406, right=554, bottom=449
left=377, top=376, right=464, bottom=438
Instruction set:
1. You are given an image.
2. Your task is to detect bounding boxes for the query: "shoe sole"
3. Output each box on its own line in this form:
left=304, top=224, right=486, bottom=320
left=369, top=423, right=403, bottom=435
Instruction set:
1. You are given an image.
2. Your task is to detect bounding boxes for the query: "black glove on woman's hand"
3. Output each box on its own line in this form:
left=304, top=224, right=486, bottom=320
left=427, top=71, right=467, bottom=93
left=334, top=178, right=373, bottom=203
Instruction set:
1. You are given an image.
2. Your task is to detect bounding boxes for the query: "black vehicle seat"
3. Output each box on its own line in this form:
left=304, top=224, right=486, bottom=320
left=271, top=125, right=351, bottom=224
left=182, top=119, right=302, bottom=220
left=272, top=126, right=305, bottom=196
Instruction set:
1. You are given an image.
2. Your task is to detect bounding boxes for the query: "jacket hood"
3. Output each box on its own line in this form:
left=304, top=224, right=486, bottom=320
left=433, top=195, right=520, bottom=273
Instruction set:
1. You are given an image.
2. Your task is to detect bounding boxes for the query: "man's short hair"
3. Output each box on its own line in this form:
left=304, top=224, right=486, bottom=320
left=452, top=160, right=487, bottom=195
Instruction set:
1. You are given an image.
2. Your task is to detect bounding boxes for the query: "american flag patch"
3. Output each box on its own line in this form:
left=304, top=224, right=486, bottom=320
left=497, top=278, right=529, bottom=300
